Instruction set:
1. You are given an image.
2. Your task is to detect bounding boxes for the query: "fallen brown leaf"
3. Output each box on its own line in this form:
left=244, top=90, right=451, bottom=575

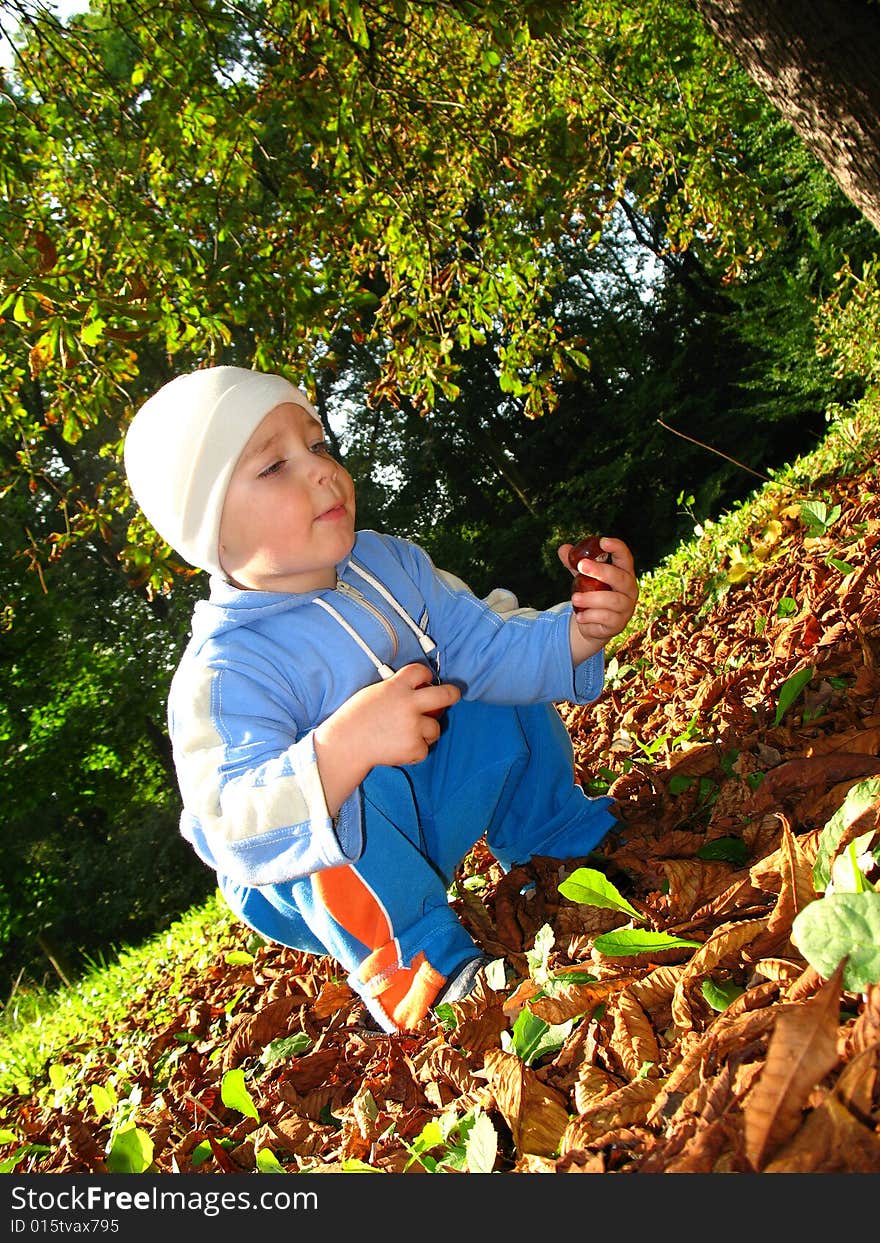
left=743, top=961, right=844, bottom=1171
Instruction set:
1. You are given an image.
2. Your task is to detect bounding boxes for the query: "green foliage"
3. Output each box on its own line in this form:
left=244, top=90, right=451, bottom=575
left=2, top=0, right=860, bottom=594
left=812, top=779, right=880, bottom=893
left=701, top=978, right=745, bottom=1011
left=697, top=837, right=748, bottom=866
left=399, top=1106, right=498, bottom=1173
left=505, top=1005, right=574, bottom=1066
left=0, top=893, right=238, bottom=1096
left=799, top=499, right=841, bottom=538
left=790, top=778, right=880, bottom=994
left=558, top=866, right=644, bottom=921
left=557, top=863, right=702, bottom=954
left=591, top=928, right=702, bottom=955
left=220, top=1067, right=260, bottom=1120
left=791, top=893, right=880, bottom=994
left=260, top=1032, right=313, bottom=1064
left=816, top=256, right=880, bottom=386
left=773, top=666, right=814, bottom=727
left=106, top=1125, right=154, bottom=1174
left=255, top=1146, right=286, bottom=1173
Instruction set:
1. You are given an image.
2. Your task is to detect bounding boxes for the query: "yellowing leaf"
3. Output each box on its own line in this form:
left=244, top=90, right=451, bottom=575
left=483, top=1049, right=569, bottom=1157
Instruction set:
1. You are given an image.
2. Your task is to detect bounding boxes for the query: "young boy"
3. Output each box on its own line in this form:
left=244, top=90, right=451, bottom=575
left=124, top=365, right=639, bottom=1033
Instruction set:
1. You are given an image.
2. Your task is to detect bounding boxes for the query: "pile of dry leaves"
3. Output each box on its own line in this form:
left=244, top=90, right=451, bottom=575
left=3, top=463, right=880, bottom=1175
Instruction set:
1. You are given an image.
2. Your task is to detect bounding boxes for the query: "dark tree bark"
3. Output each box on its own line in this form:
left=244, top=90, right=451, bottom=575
left=691, top=0, right=880, bottom=231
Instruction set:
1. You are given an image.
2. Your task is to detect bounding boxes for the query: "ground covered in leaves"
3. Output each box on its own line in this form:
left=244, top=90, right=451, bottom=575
left=4, top=463, right=880, bottom=1175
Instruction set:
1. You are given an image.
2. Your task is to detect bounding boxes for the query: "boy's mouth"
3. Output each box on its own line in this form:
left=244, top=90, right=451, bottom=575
left=315, top=503, right=348, bottom=522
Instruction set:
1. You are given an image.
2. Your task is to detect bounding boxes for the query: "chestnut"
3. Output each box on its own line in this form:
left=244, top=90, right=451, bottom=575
left=568, top=535, right=611, bottom=593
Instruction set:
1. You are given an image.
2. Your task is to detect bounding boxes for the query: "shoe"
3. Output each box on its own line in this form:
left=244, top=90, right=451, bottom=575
left=433, top=953, right=493, bottom=1007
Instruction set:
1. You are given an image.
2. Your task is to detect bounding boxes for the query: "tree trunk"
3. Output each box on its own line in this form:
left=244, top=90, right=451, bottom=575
left=691, top=0, right=880, bottom=231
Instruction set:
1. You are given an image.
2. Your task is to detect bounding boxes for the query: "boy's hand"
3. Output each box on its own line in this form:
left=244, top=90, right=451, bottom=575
left=557, top=536, right=639, bottom=661
left=314, top=663, right=460, bottom=814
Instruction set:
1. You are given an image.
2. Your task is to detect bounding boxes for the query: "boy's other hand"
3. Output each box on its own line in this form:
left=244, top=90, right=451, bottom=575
left=314, top=664, right=461, bottom=814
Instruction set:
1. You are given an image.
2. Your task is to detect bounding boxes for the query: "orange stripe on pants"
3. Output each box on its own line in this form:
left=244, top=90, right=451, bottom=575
left=313, top=864, right=446, bottom=1030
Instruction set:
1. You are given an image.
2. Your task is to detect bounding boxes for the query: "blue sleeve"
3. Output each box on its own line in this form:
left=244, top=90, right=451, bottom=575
left=381, top=534, right=605, bottom=706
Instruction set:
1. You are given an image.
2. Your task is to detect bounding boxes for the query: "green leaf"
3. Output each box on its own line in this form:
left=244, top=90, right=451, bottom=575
left=558, top=866, right=644, bottom=922
left=701, top=978, right=745, bottom=1011
left=791, top=891, right=880, bottom=993
left=773, top=666, right=814, bottom=726
left=0, top=1128, right=18, bottom=1143
left=813, top=777, right=880, bottom=892
left=411, top=1120, right=446, bottom=1155
left=433, top=1002, right=457, bottom=1030
left=525, top=922, right=556, bottom=984
left=776, top=596, right=798, bottom=617
left=106, top=1125, right=154, bottom=1174
left=220, top=1067, right=259, bottom=1120
left=830, top=841, right=871, bottom=894
left=80, top=317, right=106, bottom=347
left=508, top=1006, right=573, bottom=1065
left=224, top=950, right=255, bottom=965
left=91, top=1082, right=117, bottom=1117
left=593, top=929, right=702, bottom=956
left=341, top=1158, right=381, bottom=1172
left=255, top=1146, right=285, bottom=1173
left=48, top=1063, right=67, bottom=1090
left=697, top=837, right=748, bottom=866
left=827, top=557, right=856, bottom=574
left=552, top=969, right=598, bottom=985
left=800, top=499, right=841, bottom=536
left=0, top=1147, right=32, bottom=1173
left=261, top=1032, right=313, bottom=1065
left=190, top=1140, right=213, bottom=1168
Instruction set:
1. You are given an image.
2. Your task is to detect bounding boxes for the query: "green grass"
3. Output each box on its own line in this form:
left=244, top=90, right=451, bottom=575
left=2, top=389, right=878, bottom=1103
left=0, top=893, right=239, bottom=1098
left=612, top=392, right=880, bottom=654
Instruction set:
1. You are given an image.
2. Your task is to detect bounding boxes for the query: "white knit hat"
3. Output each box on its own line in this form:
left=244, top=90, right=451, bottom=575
left=123, top=365, right=317, bottom=576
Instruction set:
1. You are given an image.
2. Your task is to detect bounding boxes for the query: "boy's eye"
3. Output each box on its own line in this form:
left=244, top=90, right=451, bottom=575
left=310, top=441, right=332, bottom=456
left=258, top=460, right=284, bottom=478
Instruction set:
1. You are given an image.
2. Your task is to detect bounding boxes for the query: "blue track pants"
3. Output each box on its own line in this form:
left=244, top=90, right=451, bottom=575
left=219, top=700, right=615, bottom=1031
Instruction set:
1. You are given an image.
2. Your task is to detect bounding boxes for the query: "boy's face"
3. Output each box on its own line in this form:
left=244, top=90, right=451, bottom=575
left=218, top=401, right=356, bottom=592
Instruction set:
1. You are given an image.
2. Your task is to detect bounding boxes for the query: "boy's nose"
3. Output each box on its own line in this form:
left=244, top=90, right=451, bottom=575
left=308, top=455, right=336, bottom=484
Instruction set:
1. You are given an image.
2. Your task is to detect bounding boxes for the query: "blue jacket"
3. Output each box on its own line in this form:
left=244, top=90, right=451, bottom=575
left=169, top=529, right=605, bottom=890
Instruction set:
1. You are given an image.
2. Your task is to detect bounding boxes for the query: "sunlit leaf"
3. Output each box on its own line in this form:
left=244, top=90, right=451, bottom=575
left=791, top=892, right=880, bottom=993
left=464, top=1110, right=498, bottom=1173
left=255, top=1146, right=285, bottom=1173
left=220, top=1068, right=259, bottom=1120
left=106, top=1125, right=154, bottom=1174
left=593, top=929, right=702, bottom=955
left=260, top=1033, right=313, bottom=1065
left=507, top=1006, right=574, bottom=1065
left=558, top=866, right=644, bottom=921
left=813, top=777, right=880, bottom=892
left=91, top=1083, right=116, bottom=1117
